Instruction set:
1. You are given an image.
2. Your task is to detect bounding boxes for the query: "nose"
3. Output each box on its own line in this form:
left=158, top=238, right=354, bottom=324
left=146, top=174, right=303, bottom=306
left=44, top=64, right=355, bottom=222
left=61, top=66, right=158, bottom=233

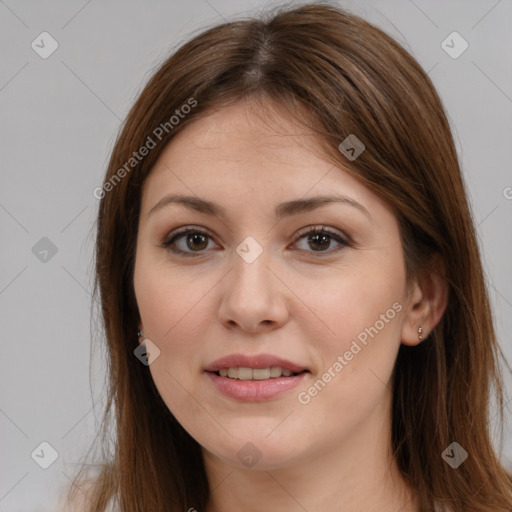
left=217, top=246, right=290, bottom=334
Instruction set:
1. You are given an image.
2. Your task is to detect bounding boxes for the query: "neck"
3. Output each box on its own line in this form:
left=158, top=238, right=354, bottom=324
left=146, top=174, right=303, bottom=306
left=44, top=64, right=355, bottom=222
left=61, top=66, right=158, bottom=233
left=203, top=394, right=420, bottom=512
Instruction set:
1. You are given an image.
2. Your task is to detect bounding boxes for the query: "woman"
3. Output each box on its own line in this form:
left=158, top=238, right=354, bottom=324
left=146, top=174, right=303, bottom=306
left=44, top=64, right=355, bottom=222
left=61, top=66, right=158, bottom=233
left=62, top=2, right=512, bottom=511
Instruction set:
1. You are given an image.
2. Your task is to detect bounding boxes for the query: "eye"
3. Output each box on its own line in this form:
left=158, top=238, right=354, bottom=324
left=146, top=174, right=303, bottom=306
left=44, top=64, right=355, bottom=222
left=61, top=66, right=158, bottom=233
left=161, top=226, right=218, bottom=257
left=292, top=225, right=351, bottom=255
left=161, top=224, right=351, bottom=258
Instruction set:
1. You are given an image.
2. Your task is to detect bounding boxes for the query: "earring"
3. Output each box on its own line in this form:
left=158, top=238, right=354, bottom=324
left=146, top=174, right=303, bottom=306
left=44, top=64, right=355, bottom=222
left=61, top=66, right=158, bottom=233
left=418, top=327, right=423, bottom=341
left=137, top=329, right=144, bottom=339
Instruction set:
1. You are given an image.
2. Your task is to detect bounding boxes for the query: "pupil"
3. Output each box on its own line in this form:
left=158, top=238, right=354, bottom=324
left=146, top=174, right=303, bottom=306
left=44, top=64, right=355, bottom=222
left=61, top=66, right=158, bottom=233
left=309, top=233, right=330, bottom=251
left=188, top=233, right=208, bottom=249
left=188, top=233, right=208, bottom=251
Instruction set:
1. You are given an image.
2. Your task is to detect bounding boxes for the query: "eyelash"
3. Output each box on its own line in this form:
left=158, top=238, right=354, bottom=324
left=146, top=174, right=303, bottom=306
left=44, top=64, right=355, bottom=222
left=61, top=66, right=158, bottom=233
left=161, top=225, right=352, bottom=258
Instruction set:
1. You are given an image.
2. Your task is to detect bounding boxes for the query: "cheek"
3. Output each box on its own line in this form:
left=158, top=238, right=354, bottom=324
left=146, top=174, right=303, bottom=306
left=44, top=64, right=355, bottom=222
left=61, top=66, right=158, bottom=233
left=134, top=253, right=215, bottom=344
left=134, top=262, right=216, bottom=430
left=289, top=267, right=405, bottom=451
left=303, top=257, right=406, bottom=355
left=294, top=254, right=406, bottom=427
left=134, top=255, right=219, bottom=380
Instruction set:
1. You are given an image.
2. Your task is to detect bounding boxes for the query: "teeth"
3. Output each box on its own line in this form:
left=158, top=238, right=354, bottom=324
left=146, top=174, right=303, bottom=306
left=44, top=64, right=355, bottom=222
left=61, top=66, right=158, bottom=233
left=252, top=368, right=270, bottom=380
left=217, top=366, right=299, bottom=380
left=238, top=367, right=253, bottom=380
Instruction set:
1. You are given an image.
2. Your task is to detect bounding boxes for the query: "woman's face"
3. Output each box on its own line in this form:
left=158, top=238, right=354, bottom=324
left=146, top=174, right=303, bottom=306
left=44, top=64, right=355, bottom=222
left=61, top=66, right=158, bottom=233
left=133, top=99, right=415, bottom=470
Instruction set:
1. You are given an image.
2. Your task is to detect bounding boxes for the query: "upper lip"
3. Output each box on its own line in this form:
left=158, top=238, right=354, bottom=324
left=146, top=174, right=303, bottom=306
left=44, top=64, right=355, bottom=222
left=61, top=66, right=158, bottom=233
left=204, top=354, right=308, bottom=373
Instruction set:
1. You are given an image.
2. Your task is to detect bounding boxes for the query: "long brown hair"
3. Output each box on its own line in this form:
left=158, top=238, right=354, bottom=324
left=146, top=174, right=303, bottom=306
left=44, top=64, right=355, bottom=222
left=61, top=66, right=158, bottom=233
left=65, top=2, right=512, bottom=510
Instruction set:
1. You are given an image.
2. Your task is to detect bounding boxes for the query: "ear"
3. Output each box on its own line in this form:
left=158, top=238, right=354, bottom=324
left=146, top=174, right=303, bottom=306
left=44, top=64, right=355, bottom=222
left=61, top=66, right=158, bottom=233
left=401, top=254, right=449, bottom=346
left=137, top=325, right=144, bottom=344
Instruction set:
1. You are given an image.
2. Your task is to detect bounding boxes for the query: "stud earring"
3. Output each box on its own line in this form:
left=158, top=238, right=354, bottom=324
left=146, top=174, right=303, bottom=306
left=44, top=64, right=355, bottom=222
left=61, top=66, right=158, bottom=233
left=418, top=326, right=423, bottom=341
left=137, top=329, right=144, bottom=339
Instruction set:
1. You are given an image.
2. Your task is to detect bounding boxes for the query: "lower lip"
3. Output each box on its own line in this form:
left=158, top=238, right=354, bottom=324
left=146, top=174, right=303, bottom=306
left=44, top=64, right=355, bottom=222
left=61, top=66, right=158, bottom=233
left=205, top=371, right=308, bottom=402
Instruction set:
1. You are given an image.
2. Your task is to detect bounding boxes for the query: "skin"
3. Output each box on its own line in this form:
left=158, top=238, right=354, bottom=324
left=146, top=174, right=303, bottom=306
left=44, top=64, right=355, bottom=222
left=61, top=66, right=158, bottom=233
left=133, top=97, right=448, bottom=511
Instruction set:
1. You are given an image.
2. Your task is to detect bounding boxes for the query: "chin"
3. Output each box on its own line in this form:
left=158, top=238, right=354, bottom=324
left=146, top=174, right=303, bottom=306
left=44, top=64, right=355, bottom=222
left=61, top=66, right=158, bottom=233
left=202, top=434, right=304, bottom=471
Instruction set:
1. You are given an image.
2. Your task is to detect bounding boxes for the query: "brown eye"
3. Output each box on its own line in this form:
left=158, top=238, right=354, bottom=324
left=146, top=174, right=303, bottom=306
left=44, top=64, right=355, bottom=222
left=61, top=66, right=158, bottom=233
left=293, top=226, right=350, bottom=255
left=161, top=225, right=350, bottom=258
left=184, top=232, right=209, bottom=251
left=307, top=232, right=332, bottom=251
left=162, top=227, right=217, bottom=256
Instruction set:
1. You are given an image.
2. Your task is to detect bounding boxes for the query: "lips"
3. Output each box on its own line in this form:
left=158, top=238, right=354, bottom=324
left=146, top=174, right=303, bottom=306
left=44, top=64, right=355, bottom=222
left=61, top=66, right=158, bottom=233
left=204, top=353, right=308, bottom=374
left=206, top=371, right=308, bottom=401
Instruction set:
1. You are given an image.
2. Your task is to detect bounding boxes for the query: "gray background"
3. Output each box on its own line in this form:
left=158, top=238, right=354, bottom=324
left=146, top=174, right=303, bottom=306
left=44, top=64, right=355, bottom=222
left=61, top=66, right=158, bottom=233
left=1, top=0, right=511, bottom=510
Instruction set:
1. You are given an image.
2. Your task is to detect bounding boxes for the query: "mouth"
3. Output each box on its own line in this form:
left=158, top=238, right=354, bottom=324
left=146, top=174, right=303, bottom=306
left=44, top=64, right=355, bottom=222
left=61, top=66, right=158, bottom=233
left=204, top=353, right=309, bottom=375
left=204, top=354, right=310, bottom=401
left=209, top=366, right=309, bottom=380
left=205, top=370, right=309, bottom=402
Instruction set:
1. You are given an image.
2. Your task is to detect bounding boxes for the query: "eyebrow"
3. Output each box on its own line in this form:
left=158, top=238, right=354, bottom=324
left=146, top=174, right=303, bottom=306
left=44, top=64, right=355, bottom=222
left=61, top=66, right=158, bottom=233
left=147, top=193, right=371, bottom=221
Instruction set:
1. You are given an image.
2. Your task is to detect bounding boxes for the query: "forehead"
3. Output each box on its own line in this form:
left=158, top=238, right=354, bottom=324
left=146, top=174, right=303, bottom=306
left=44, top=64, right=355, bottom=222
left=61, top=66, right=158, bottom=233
left=139, top=100, right=389, bottom=223
left=165, top=99, right=326, bottom=165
